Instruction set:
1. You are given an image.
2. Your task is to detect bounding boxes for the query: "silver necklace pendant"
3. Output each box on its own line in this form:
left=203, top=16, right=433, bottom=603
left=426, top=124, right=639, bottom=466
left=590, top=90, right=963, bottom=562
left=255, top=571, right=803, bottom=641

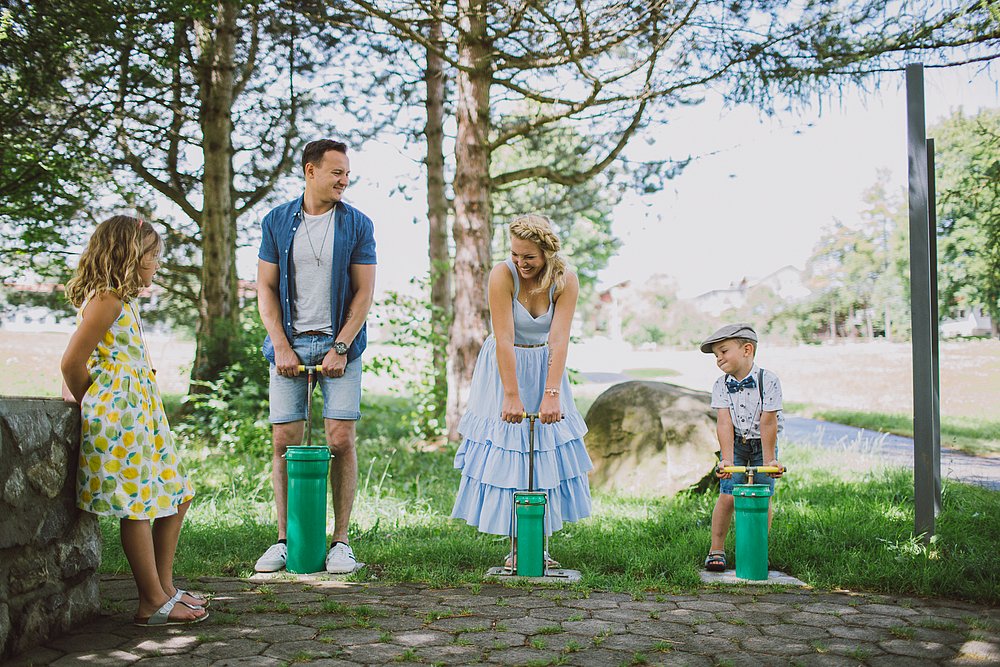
left=303, top=208, right=333, bottom=265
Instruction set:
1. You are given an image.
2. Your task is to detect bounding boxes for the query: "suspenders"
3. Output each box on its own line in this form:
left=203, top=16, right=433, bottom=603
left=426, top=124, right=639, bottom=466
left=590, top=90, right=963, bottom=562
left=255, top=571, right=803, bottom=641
left=729, top=368, right=765, bottom=443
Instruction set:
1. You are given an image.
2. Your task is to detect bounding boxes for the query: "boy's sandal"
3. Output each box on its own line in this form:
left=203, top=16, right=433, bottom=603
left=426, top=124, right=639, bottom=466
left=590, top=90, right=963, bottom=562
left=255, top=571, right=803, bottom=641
left=704, top=550, right=727, bottom=572
left=134, top=597, right=209, bottom=627
left=173, top=588, right=209, bottom=609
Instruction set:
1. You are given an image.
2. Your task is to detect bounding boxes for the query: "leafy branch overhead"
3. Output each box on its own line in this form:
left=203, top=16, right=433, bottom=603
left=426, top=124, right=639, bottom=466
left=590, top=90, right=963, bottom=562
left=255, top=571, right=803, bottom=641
left=1, top=0, right=997, bottom=403
left=341, top=0, right=998, bottom=438
left=348, top=0, right=999, bottom=189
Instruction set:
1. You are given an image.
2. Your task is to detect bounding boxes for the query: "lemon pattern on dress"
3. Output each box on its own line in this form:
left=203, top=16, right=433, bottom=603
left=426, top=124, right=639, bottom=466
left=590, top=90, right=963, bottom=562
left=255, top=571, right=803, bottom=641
left=77, top=299, right=195, bottom=519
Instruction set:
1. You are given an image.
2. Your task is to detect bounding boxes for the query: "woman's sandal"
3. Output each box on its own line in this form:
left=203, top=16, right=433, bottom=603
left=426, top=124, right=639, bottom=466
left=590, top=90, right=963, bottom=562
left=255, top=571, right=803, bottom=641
left=704, top=550, right=727, bottom=572
left=173, top=588, right=210, bottom=609
left=134, top=596, right=209, bottom=627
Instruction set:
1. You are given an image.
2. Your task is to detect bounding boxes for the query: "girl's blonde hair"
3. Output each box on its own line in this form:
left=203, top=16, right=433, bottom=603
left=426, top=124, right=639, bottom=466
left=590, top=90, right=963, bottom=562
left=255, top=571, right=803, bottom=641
left=65, top=215, right=161, bottom=307
left=509, top=213, right=567, bottom=296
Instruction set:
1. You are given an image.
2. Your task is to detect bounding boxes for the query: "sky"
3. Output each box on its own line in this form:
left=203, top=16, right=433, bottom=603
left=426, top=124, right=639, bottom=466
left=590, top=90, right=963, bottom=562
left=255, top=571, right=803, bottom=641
left=238, top=61, right=999, bottom=300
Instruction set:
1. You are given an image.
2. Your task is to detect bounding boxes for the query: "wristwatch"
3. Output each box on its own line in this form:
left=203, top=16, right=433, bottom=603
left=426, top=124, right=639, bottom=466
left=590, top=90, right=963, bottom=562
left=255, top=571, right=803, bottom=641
left=333, top=341, right=349, bottom=356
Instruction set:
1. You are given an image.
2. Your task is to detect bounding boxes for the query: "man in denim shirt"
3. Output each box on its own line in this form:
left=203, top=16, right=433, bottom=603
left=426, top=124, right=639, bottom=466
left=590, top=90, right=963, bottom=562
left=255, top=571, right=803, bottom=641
left=254, top=139, right=377, bottom=574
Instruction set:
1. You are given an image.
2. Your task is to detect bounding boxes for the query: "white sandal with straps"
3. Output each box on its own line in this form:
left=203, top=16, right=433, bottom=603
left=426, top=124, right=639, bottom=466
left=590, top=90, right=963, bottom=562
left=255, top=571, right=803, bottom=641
left=134, top=595, right=209, bottom=626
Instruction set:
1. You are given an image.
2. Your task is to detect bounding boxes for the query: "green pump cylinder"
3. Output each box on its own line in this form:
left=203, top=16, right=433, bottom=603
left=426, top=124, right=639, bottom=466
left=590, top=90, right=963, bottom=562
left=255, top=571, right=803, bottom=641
left=733, top=484, right=772, bottom=581
left=514, top=491, right=546, bottom=577
left=285, top=446, right=331, bottom=573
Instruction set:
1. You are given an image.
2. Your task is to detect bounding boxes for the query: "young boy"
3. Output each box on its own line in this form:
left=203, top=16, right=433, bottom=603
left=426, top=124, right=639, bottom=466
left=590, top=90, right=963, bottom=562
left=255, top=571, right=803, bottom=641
left=700, top=323, right=784, bottom=572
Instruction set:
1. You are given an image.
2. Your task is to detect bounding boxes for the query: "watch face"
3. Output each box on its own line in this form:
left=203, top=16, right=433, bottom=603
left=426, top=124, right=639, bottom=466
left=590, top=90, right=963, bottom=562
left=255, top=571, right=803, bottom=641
left=334, top=342, right=348, bottom=355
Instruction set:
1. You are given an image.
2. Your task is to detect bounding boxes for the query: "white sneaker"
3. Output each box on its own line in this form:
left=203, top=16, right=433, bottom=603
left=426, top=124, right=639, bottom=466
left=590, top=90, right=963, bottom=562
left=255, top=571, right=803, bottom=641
left=325, top=542, right=359, bottom=574
left=254, top=543, right=287, bottom=572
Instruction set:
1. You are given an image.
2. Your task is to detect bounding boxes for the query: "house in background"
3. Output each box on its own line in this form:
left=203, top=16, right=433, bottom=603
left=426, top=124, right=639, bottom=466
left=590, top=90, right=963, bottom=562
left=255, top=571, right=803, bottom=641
left=589, top=280, right=631, bottom=341
left=691, top=265, right=810, bottom=316
left=940, top=306, right=994, bottom=338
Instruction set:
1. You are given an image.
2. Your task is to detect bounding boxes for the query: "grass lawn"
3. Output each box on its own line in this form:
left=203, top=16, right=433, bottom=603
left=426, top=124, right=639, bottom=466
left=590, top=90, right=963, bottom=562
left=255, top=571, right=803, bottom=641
left=98, top=396, right=1000, bottom=606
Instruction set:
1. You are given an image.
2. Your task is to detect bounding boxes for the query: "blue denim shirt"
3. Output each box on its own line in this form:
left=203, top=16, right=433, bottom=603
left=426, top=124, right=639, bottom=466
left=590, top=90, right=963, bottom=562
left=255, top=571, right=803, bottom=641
left=258, top=196, right=377, bottom=364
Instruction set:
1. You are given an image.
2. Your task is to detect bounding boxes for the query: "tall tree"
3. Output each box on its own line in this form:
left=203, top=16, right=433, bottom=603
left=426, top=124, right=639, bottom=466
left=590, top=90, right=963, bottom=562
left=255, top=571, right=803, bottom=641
left=424, top=3, right=452, bottom=432
left=446, top=0, right=493, bottom=430
left=933, top=108, right=1000, bottom=336
left=858, top=170, right=909, bottom=340
left=0, top=0, right=120, bottom=277
left=799, top=174, right=911, bottom=343
left=109, top=1, right=329, bottom=387
left=347, top=0, right=1000, bottom=437
left=2, top=1, right=389, bottom=387
left=490, top=114, right=624, bottom=299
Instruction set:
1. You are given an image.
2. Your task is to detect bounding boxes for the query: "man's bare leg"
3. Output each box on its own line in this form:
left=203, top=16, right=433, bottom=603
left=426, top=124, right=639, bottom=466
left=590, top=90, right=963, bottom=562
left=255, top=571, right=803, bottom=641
left=326, top=419, right=357, bottom=544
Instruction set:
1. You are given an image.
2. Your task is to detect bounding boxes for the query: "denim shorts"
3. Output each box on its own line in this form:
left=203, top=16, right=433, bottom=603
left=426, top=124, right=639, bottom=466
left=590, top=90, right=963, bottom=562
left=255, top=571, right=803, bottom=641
left=268, top=333, right=362, bottom=423
left=719, top=437, right=779, bottom=496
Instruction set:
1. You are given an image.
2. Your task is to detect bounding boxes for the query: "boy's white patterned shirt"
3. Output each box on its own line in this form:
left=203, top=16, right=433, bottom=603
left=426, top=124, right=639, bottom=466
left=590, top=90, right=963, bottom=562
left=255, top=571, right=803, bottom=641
left=710, top=363, right=784, bottom=440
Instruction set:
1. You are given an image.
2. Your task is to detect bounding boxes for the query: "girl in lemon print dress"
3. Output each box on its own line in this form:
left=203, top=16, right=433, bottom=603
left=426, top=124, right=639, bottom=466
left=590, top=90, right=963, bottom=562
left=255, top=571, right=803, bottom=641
left=61, top=215, right=207, bottom=627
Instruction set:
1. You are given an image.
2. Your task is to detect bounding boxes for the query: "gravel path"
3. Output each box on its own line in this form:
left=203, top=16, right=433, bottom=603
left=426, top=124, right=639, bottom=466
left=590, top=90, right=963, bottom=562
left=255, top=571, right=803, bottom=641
left=784, top=416, right=1000, bottom=492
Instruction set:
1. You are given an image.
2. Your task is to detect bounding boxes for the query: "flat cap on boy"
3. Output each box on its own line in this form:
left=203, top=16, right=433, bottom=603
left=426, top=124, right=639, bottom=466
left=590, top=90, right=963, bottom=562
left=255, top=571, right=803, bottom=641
left=700, top=323, right=757, bottom=353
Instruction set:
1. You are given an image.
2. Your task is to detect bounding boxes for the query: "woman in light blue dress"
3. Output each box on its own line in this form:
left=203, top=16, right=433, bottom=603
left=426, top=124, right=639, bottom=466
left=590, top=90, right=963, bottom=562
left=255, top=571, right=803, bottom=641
left=451, top=214, right=592, bottom=566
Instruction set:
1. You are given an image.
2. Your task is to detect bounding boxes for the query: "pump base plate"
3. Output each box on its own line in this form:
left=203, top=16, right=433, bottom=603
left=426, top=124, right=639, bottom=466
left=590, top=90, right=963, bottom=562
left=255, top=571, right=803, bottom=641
left=699, top=569, right=807, bottom=586
left=484, top=566, right=582, bottom=583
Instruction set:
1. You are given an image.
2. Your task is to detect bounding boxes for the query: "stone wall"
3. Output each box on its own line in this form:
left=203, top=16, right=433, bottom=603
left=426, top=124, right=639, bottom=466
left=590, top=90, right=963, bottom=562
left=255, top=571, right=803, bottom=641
left=0, top=397, right=101, bottom=660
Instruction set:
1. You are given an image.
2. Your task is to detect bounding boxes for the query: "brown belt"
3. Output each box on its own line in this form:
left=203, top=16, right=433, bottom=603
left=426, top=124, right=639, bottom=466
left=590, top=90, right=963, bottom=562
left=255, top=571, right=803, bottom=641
left=299, top=330, right=331, bottom=336
left=490, top=334, right=547, bottom=348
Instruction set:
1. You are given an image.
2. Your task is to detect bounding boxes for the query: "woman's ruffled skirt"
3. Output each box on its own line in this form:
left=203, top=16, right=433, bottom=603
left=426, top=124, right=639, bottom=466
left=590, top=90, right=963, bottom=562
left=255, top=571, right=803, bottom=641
left=451, top=337, right=592, bottom=536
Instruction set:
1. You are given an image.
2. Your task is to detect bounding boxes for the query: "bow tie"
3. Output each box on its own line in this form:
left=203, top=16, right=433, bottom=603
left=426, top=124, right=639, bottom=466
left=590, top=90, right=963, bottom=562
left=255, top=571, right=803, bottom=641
left=726, top=375, right=756, bottom=393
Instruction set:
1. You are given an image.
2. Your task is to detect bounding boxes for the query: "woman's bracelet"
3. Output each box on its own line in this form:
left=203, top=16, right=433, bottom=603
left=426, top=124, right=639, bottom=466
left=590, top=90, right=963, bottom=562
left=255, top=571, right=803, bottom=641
left=544, top=387, right=560, bottom=396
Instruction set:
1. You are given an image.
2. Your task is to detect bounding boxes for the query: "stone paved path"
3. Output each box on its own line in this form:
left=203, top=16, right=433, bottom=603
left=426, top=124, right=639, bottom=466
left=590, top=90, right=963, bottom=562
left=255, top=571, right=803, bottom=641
left=11, top=575, right=1000, bottom=666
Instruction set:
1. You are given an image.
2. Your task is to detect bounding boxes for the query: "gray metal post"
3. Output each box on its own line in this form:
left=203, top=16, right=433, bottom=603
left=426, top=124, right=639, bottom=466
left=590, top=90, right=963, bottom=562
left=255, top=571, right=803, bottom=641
left=927, top=138, right=942, bottom=509
left=905, top=63, right=941, bottom=540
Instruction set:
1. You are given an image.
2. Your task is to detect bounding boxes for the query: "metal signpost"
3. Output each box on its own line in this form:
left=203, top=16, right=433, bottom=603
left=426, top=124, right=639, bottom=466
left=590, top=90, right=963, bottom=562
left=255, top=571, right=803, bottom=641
left=905, top=63, right=942, bottom=540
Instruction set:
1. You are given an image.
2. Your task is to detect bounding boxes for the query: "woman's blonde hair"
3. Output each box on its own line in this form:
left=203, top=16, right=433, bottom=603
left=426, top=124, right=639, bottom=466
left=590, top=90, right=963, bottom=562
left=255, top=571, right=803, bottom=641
left=509, top=213, right=567, bottom=296
left=65, top=215, right=161, bottom=307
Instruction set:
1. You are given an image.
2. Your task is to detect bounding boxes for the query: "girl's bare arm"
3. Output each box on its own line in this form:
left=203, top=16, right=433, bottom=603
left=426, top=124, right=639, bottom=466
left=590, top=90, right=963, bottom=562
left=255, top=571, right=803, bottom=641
left=61, top=293, right=122, bottom=403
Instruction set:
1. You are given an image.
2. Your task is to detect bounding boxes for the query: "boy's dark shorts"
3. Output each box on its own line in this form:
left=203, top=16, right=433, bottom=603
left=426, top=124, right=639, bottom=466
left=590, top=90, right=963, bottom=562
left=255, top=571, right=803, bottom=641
left=719, top=437, right=778, bottom=495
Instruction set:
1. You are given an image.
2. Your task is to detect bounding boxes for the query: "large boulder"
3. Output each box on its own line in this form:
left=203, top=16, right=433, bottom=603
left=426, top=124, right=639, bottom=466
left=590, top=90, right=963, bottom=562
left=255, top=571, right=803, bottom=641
left=584, top=381, right=718, bottom=496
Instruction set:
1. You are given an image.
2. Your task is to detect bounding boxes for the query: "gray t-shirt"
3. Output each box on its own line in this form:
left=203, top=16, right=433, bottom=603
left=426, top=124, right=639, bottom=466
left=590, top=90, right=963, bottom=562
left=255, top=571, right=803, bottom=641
left=292, top=208, right=336, bottom=335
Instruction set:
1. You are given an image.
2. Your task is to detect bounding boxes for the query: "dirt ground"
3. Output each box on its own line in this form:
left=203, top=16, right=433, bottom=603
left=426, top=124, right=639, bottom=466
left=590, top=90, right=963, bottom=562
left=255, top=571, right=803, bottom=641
left=566, top=337, right=998, bottom=419
left=2, top=330, right=997, bottom=420
left=0, top=330, right=194, bottom=397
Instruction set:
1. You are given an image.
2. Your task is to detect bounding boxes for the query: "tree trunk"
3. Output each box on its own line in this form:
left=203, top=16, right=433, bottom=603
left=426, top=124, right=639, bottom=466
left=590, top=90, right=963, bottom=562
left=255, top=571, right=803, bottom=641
left=191, top=1, right=239, bottom=389
left=447, top=0, right=492, bottom=441
left=885, top=303, right=892, bottom=341
left=425, top=10, right=451, bottom=438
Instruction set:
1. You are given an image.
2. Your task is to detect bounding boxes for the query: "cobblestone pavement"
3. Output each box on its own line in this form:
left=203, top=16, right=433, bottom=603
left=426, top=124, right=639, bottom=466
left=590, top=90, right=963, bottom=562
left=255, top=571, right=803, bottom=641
left=11, top=575, right=1000, bottom=666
